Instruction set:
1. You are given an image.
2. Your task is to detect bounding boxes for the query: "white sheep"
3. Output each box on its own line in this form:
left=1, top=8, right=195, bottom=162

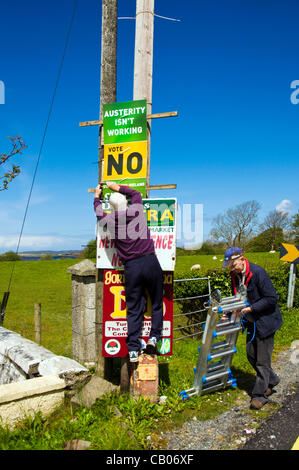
left=191, top=264, right=201, bottom=271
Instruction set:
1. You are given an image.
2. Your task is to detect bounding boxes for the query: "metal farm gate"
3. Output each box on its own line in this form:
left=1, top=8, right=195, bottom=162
left=173, top=277, right=211, bottom=342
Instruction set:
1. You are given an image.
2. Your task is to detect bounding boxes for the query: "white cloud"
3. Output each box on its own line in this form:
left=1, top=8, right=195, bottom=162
left=275, top=199, right=292, bottom=214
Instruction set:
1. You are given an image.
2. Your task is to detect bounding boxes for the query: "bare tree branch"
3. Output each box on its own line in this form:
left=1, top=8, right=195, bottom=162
left=210, top=200, right=261, bottom=247
left=0, top=136, right=26, bottom=191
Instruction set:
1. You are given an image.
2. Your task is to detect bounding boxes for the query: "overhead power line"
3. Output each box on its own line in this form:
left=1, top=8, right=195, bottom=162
left=0, top=0, right=77, bottom=326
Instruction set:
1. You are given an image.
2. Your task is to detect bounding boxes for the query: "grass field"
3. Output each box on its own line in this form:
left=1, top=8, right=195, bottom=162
left=0, top=253, right=298, bottom=449
left=175, top=251, right=282, bottom=273
left=0, top=259, right=79, bottom=356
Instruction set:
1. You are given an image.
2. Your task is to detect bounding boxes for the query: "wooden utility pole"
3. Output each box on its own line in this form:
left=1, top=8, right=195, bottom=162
left=133, top=0, right=155, bottom=197
left=80, top=0, right=177, bottom=393
left=95, top=0, right=117, bottom=377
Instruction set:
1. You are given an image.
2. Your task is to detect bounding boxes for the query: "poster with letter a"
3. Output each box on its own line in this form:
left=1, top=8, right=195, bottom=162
left=96, top=198, right=177, bottom=271
left=102, top=270, right=173, bottom=358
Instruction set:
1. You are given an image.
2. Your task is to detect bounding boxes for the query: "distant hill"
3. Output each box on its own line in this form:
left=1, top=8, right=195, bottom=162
left=19, top=250, right=80, bottom=256
left=18, top=250, right=81, bottom=259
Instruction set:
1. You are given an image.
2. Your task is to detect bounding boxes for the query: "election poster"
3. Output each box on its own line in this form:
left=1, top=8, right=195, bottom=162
left=102, top=99, right=148, bottom=199
left=96, top=198, right=177, bottom=271
left=103, top=99, right=147, bottom=144
left=102, top=270, right=173, bottom=358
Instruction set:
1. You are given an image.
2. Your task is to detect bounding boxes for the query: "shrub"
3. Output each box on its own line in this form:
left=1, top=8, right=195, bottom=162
left=0, top=251, right=21, bottom=261
left=40, top=254, right=53, bottom=260
left=82, top=239, right=96, bottom=260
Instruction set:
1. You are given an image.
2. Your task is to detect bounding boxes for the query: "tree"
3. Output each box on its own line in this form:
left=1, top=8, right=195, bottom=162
left=0, top=136, right=26, bottom=191
left=0, top=251, right=21, bottom=261
left=210, top=200, right=261, bottom=247
left=259, top=210, right=291, bottom=251
left=81, top=239, right=97, bottom=259
left=291, top=211, right=299, bottom=244
left=247, top=227, right=284, bottom=252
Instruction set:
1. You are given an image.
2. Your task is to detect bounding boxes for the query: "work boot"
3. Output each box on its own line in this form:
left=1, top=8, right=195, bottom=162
left=266, top=377, right=280, bottom=396
left=250, top=398, right=264, bottom=410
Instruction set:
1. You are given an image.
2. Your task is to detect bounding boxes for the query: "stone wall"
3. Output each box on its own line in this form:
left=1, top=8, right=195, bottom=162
left=0, top=327, right=90, bottom=387
left=0, top=326, right=91, bottom=429
left=0, top=375, right=66, bottom=430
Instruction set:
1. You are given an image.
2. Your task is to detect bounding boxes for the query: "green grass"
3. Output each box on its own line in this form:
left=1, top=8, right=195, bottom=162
left=0, top=259, right=79, bottom=356
left=175, top=251, right=282, bottom=273
left=0, top=253, right=298, bottom=449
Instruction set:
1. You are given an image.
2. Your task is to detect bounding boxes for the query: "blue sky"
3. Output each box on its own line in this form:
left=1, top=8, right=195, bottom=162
left=0, top=0, right=299, bottom=253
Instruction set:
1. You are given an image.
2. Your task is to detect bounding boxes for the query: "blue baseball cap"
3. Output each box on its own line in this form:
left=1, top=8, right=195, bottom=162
left=222, top=247, right=243, bottom=267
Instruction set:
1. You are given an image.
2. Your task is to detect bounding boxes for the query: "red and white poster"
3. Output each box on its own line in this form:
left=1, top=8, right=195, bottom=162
left=102, top=269, right=174, bottom=357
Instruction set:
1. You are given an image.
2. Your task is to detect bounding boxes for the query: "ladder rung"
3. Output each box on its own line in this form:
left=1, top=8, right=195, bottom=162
left=207, top=361, right=225, bottom=373
left=201, top=378, right=237, bottom=394
left=215, top=325, right=242, bottom=337
left=216, top=320, right=234, bottom=328
left=218, top=295, right=237, bottom=304
left=207, top=347, right=237, bottom=361
left=211, top=340, right=229, bottom=351
left=194, top=361, right=224, bottom=375
left=215, top=301, right=248, bottom=313
left=202, top=369, right=230, bottom=383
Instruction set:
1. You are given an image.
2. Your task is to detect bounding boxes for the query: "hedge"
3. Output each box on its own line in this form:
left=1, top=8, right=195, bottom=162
left=174, top=263, right=299, bottom=309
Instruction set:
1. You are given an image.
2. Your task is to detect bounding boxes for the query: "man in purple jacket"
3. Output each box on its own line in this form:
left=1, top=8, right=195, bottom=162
left=94, top=181, right=163, bottom=363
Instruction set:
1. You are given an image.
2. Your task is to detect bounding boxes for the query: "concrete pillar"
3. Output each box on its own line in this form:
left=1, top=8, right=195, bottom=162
left=67, top=260, right=97, bottom=367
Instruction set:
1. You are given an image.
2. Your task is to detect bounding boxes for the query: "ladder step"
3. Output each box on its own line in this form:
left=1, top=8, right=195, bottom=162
left=216, top=320, right=234, bottom=328
left=198, top=340, right=229, bottom=353
left=194, top=361, right=224, bottom=375
left=207, top=347, right=237, bottom=361
left=211, top=340, right=229, bottom=351
left=207, top=361, right=224, bottom=373
left=214, top=325, right=242, bottom=337
left=202, top=369, right=230, bottom=383
left=201, top=378, right=237, bottom=394
left=216, top=300, right=249, bottom=314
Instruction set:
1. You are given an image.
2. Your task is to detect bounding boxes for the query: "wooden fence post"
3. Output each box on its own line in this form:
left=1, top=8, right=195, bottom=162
left=34, top=303, right=41, bottom=344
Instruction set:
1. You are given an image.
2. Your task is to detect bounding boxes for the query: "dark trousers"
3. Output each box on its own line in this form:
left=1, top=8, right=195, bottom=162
left=124, top=253, right=164, bottom=352
left=246, top=333, right=280, bottom=404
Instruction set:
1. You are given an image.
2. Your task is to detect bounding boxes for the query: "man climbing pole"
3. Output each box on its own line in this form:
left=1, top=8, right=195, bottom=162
left=93, top=181, right=164, bottom=363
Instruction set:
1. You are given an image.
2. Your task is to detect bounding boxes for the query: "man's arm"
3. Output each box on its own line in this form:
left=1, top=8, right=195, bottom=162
left=93, top=184, right=108, bottom=221
left=106, top=181, right=142, bottom=204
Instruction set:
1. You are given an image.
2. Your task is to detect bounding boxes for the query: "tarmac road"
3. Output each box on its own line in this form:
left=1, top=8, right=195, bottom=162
left=241, top=384, right=299, bottom=450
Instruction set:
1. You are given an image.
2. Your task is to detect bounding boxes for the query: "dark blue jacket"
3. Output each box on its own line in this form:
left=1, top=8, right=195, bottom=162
left=231, top=262, right=282, bottom=339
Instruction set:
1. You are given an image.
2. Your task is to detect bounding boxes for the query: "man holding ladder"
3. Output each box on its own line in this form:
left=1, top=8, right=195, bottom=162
left=223, top=247, right=282, bottom=410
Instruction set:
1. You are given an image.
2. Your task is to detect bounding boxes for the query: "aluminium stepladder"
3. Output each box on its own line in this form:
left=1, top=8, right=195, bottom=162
left=179, top=285, right=249, bottom=399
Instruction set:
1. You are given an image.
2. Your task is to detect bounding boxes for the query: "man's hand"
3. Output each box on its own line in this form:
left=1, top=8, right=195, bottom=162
left=106, top=181, right=120, bottom=192
left=241, top=306, right=252, bottom=315
left=94, top=184, right=102, bottom=198
left=234, top=306, right=252, bottom=318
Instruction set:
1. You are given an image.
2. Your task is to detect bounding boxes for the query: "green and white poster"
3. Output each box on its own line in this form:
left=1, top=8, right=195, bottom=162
left=103, top=99, right=147, bottom=144
left=101, top=178, right=147, bottom=200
